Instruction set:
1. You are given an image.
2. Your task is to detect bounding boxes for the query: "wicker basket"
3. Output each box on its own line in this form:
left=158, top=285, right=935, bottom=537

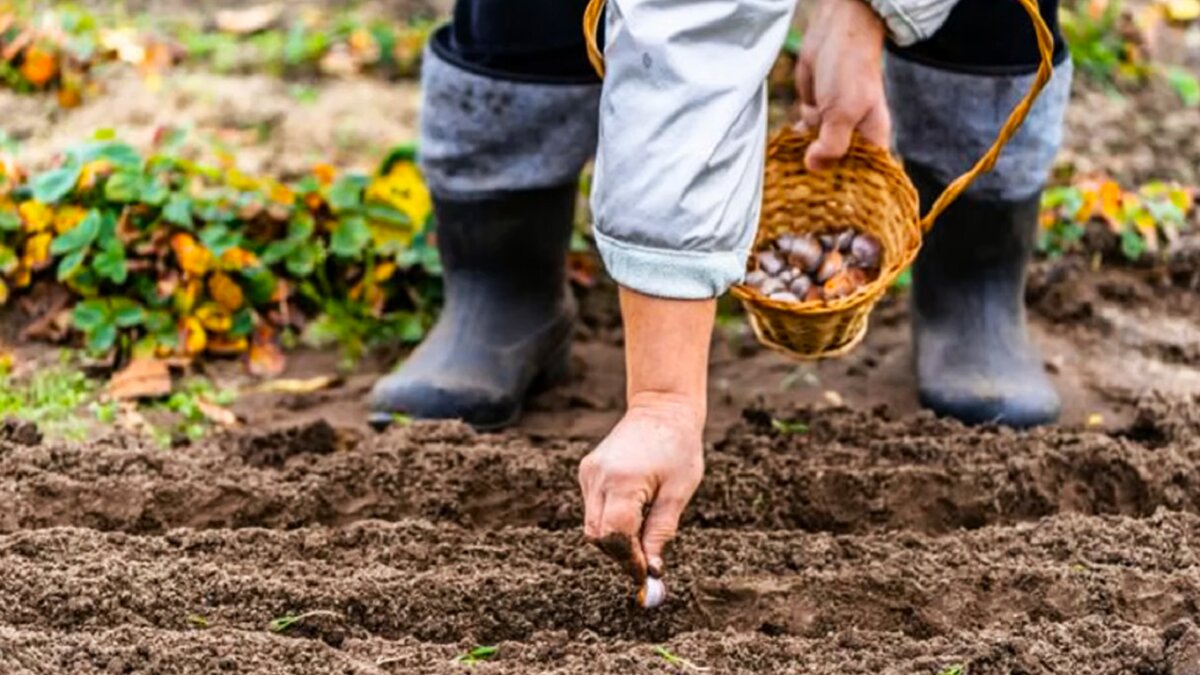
left=584, top=0, right=1056, bottom=359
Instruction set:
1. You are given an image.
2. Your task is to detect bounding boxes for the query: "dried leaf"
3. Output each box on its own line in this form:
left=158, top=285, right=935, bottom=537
left=248, top=326, right=286, bottom=377
left=180, top=316, right=208, bottom=356
left=214, top=3, right=284, bottom=35
left=108, top=358, right=173, bottom=400
left=253, top=375, right=341, bottom=394
left=196, top=398, right=239, bottom=427
left=171, top=232, right=213, bottom=277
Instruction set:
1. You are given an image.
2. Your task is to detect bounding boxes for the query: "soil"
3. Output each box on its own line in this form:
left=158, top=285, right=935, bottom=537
left=4, top=2, right=1200, bottom=673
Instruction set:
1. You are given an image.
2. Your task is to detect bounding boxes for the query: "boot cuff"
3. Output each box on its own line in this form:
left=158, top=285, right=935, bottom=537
left=418, top=34, right=601, bottom=195
left=886, top=52, right=1073, bottom=201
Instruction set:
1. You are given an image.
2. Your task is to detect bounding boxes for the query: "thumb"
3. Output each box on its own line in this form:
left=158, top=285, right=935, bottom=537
left=640, top=493, right=687, bottom=578
left=805, top=114, right=854, bottom=172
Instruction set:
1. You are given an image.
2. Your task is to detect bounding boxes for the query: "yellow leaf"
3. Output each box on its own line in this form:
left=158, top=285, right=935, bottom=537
left=174, top=277, right=203, bottom=315
left=1087, top=413, right=1105, bottom=427
left=1164, top=0, right=1200, bottom=21
left=77, top=160, right=113, bottom=191
left=208, top=272, right=245, bottom=312
left=53, top=205, right=87, bottom=234
left=0, top=278, right=8, bottom=305
left=20, top=45, right=58, bottom=87
left=1074, top=189, right=1098, bottom=222
left=252, top=375, right=341, bottom=394
left=22, top=232, right=52, bottom=270
left=374, top=262, right=397, bottom=282
left=195, top=302, right=233, bottom=333
left=180, top=317, right=208, bottom=356
left=18, top=200, right=53, bottom=233
left=10, top=264, right=30, bottom=289
left=171, top=232, right=213, bottom=277
left=268, top=182, right=295, bottom=207
left=366, top=161, right=432, bottom=228
left=1169, top=187, right=1194, bottom=214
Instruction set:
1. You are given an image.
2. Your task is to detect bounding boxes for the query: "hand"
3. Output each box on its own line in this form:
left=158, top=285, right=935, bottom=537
left=579, top=394, right=705, bottom=583
left=795, top=0, right=891, bottom=171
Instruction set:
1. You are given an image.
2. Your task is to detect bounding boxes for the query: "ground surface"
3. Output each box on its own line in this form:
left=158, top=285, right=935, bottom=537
left=3, top=2, right=1200, bottom=673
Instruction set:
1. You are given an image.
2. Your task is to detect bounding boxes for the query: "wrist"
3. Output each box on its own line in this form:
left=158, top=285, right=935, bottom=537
left=626, top=391, right=707, bottom=435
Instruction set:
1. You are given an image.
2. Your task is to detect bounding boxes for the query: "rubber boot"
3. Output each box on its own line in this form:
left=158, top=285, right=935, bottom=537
left=909, top=162, right=1061, bottom=428
left=369, top=184, right=577, bottom=430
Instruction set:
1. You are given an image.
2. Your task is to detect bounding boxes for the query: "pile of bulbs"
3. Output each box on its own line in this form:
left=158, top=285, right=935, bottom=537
left=743, top=229, right=882, bottom=303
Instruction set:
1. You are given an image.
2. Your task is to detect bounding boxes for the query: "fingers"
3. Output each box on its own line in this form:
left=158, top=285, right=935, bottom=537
left=579, top=458, right=604, bottom=541
left=595, top=488, right=649, bottom=584
left=805, top=112, right=855, bottom=172
left=640, top=489, right=688, bottom=578
left=857, top=102, right=892, bottom=150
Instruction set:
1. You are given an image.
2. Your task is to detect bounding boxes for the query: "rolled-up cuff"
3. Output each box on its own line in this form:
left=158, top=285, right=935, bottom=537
left=594, top=229, right=751, bottom=300
left=867, top=0, right=959, bottom=47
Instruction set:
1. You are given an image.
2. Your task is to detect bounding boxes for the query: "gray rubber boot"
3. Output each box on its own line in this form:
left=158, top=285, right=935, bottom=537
left=908, top=163, right=1060, bottom=428
left=369, top=185, right=577, bottom=430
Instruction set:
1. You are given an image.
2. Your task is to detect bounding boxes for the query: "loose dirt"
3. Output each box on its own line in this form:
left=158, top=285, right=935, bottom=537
left=4, top=3, right=1200, bottom=673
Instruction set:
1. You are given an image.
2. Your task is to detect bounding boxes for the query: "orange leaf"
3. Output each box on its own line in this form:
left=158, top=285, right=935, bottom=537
left=107, top=358, right=172, bottom=400
left=219, top=247, right=259, bottom=271
left=248, top=325, right=285, bottom=377
left=171, top=232, right=213, bottom=277
left=179, top=317, right=208, bottom=356
left=312, top=163, right=336, bottom=186
left=19, top=45, right=58, bottom=87
left=374, top=262, right=397, bottom=282
left=1098, top=181, right=1122, bottom=224
left=0, top=278, right=8, bottom=306
left=196, top=398, right=239, bottom=427
left=208, top=272, right=245, bottom=312
left=56, top=86, right=82, bottom=109
left=207, top=335, right=249, bottom=355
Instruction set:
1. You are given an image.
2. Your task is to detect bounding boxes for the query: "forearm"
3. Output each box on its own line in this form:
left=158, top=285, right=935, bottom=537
left=619, top=287, right=714, bottom=428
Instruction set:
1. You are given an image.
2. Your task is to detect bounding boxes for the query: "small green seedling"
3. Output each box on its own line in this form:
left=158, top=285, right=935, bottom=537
left=392, top=413, right=413, bottom=426
left=186, top=614, right=209, bottom=628
left=453, top=645, right=498, bottom=665
left=653, top=646, right=710, bottom=672
left=770, top=418, right=809, bottom=435
left=938, top=665, right=965, bottom=675
left=267, top=610, right=343, bottom=633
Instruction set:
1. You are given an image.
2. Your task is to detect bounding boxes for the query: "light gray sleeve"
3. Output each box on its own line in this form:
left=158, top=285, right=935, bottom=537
left=866, top=0, right=960, bottom=46
left=590, top=0, right=796, bottom=300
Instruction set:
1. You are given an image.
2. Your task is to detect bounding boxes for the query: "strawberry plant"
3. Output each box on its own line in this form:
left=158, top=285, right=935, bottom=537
left=0, top=130, right=440, bottom=373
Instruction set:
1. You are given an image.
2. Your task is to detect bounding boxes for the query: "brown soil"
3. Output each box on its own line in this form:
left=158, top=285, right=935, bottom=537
left=5, top=4, right=1200, bottom=674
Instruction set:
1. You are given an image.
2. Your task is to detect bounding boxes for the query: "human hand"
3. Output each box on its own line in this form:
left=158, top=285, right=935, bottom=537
left=795, top=0, right=891, bottom=171
left=578, top=395, right=705, bottom=587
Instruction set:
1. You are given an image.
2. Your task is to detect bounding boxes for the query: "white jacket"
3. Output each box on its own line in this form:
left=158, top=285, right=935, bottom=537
left=590, top=0, right=959, bottom=299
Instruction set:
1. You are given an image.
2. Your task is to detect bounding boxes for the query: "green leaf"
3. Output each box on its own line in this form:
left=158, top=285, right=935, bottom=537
left=145, top=310, right=174, bottom=334
left=56, top=249, right=87, bottom=281
left=163, top=194, right=194, bottom=228
left=455, top=646, right=498, bottom=665
left=230, top=308, right=254, bottom=338
left=0, top=246, right=16, bottom=274
left=330, top=216, right=370, bottom=258
left=103, top=170, right=143, bottom=203
left=783, top=28, right=803, bottom=55
left=327, top=175, right=366, bottom=213
left=140, top=180, right=170, bottom=207
left=771, top=418, right=809, bottom=435
left=92, top=240, right=128, bottom=284
left=0, top=210, right=19, bottom=231
left=1120, top=229, right=1147, bottom=262
left=241, top=267, right=278, bottom=305
left=32, top=163, right=83, bottom=204
left=198, top=224, right=240, bottom=257
left=72, top=299, right=109, bottom=331
left=260, top=239, right=297, bottom=265
left=110, top=298, right=146, bottom=327
left=364, top=202, right=411, bottom=226
left=87, top=322, right=118, bottom=354
left=286, top=243, right=319, bottom=277
left=1166, top=67, right=1200, bottom=108
left=78, top=140, right=141, bottom=169
left=50, top=209, right=101, bottom=254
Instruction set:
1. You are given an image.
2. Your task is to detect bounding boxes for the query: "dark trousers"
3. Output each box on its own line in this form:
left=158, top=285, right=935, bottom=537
left=432, top=0, right=1066, bottom=83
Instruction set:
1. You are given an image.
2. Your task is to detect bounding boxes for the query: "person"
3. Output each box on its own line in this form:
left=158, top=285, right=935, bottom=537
left=370, top=0, right=1072, bottom=583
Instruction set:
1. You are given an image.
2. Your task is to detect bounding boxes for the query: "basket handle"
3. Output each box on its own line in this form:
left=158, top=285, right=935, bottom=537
left=583, top=0, right=1056, bottom=232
